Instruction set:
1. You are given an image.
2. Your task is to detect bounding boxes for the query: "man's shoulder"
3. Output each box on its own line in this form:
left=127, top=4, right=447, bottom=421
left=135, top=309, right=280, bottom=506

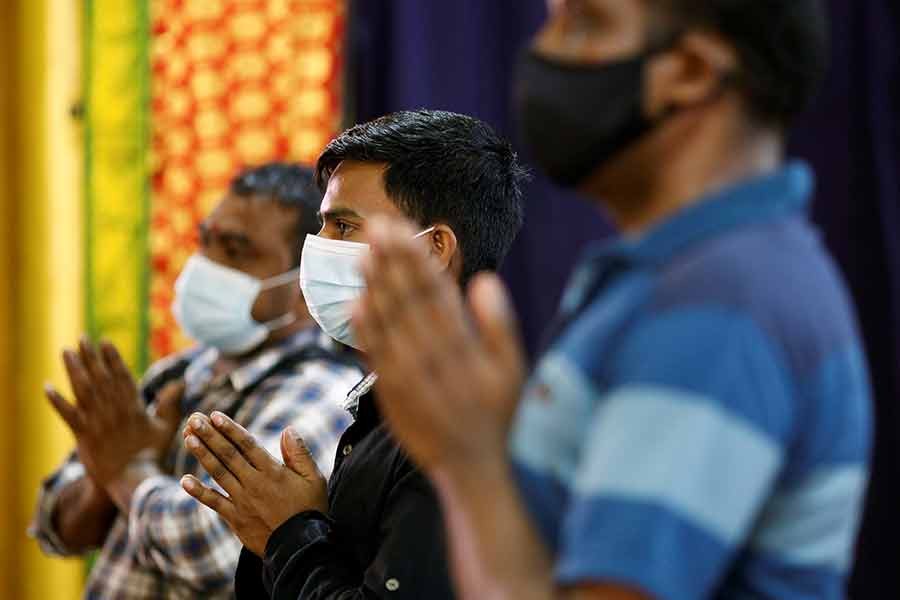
left=140, top=346, right=207, bottom=389
left=271, top=355, right=363, bottom=390
left=644, top=216, right=862, bottom=377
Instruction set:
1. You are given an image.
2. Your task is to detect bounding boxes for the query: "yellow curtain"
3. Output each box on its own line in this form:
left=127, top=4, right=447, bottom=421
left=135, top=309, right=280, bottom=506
left=2, top=0, right=85, bottom=598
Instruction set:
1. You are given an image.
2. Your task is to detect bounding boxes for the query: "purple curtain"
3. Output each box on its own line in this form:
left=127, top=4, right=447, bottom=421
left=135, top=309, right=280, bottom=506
left=346, top=1, right=900, bottom=595
left=789, top=1, right=900, bottom=597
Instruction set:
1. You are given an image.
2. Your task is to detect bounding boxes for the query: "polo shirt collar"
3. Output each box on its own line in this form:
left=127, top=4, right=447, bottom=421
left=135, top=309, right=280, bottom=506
left=588, top=160, right=814, bottom=268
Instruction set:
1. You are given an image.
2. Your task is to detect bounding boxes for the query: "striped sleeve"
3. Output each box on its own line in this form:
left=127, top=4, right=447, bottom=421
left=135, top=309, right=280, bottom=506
left=555, top=308, right=795, bottom=600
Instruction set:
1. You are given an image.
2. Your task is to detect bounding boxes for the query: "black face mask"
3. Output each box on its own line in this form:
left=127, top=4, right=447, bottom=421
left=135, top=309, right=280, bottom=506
left=515, top=46, right=665, bottom=188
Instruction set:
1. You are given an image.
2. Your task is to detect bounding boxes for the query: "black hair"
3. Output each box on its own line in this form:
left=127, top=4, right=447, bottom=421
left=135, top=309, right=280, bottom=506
left=316, top=110, right=528, bottom=283
left=658, top=0, right=829, bottom=126
left=230, top=162, right=323, bottom=265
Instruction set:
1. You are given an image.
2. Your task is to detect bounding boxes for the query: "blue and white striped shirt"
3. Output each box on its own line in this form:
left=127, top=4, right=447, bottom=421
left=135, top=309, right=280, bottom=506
left=510, top=163, right=872, bottom=600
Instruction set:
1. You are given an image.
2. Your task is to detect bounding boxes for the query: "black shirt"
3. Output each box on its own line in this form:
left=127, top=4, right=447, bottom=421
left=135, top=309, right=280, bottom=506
left=234, top=375, right=455, bottom=600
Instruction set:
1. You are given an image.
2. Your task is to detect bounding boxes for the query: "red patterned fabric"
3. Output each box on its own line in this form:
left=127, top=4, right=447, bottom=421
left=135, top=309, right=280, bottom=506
left=149, top=0, right=344, bottom=359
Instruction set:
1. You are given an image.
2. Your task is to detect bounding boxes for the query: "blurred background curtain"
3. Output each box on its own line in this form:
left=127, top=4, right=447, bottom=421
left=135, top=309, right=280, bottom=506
left=1, top=1, right=85, bottom=599
left=345, top=0, right=900, bottom=597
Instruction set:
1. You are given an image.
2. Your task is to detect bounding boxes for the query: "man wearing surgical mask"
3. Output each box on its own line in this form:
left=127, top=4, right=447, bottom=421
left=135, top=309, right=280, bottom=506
left=179, top=110, right=528, bottom=599
left=31, top=163, right=362, bottom=599
left=350, top=2, right=873, bottom=600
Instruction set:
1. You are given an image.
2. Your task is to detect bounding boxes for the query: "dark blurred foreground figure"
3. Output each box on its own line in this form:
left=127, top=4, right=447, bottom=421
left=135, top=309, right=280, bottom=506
left=354, top=1, right=873, bottom=599
left=31, top=164, right=360, bottom=598
left=179, top=110, right=527, bottom=599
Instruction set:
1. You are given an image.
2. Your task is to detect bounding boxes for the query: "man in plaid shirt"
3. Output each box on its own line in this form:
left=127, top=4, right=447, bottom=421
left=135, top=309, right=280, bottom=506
left=30, top=164, right=361, bottom=599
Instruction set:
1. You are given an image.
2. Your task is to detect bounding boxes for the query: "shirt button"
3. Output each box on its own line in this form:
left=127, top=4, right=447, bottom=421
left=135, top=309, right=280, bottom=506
left=385, top=578, right=400, bottom=592
left=342, top=444, right=353, bottom=456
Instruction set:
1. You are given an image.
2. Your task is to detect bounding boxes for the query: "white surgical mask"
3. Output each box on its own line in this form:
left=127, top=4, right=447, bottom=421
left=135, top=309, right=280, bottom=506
left=173, top=254, right=299, bottom=355
left=299, top=227, right=435, bottom=349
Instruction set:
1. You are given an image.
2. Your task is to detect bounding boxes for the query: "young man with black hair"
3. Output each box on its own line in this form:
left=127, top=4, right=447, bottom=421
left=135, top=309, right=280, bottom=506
left=31, top=163, right=361, bottom=598
left=356, top=1, right=872, bottom=600
left=180, top=109, right=527, bottom=599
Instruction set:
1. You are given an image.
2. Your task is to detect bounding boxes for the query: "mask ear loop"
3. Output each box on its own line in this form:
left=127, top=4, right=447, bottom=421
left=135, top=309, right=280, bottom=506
left=257, top=267, right=304, bottom=333
left=260, top=266, right=303, bottom=290
left=413, top=226, right=437, bottom=240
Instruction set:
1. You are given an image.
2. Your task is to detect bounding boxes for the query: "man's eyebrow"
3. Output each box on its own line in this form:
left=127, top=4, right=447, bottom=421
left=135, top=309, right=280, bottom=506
left=197, top=222, right=251, bottom=246
left=318, top=208, right=363, bottom=222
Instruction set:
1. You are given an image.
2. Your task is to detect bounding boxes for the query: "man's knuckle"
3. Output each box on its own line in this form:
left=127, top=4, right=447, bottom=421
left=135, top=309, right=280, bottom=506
left=238, top=436, right=255, bottom=452
left=220, top=444, right=238, bottom=461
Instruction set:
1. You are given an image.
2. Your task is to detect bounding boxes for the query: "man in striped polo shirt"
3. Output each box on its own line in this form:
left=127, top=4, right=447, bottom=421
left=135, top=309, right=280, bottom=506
left=353, top=1, right=872, bottom=599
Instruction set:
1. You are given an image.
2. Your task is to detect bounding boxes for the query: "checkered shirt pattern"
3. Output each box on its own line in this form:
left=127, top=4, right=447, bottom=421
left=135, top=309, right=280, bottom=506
left=30, top=327, right=360, bottom=599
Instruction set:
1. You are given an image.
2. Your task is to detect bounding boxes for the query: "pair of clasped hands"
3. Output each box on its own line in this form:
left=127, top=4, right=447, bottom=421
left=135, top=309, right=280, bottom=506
left=49, top=216, right=525, bottom=557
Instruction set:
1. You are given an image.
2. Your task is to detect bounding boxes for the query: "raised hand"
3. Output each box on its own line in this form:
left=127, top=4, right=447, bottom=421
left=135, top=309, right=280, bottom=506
left=181, top=411, right=328, bottom=556
left=352, top=217, right=526, bottom=476
left=45, top=337, right=182, bottom=488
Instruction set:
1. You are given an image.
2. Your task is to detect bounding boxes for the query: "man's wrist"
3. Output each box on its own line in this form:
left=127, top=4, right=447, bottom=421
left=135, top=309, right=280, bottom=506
left=104, top=455, right=164, bottom=512
left=79, top=476, right=115, bottom=512
left=430, top=453, right=513, bottom=508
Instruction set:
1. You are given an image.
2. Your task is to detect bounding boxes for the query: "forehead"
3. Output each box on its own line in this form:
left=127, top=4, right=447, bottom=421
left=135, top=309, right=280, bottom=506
left=205, top=193, right=296, bottom=236
left=320, top=160, right=405, bottom=219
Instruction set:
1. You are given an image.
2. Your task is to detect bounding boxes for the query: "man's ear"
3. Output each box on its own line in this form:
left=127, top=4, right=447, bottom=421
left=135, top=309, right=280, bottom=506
left=426, top=224, right=459, bottom=273
left=645, top=30, right=739, bottom=118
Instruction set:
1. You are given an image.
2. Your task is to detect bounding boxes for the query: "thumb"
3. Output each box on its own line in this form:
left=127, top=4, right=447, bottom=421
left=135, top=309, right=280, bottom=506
left=280, top=427, right=319, bottom=479
left=155, top=381, right=185, bottom=426
left=467, top=273, right=525, bottom=378
left=467, top=273, right=526, bottom=422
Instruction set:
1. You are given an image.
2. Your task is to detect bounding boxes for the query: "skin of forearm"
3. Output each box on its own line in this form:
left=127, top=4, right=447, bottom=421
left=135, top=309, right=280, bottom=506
left=52, top=477, right=117, bottom=552
left=432, top=460, right=651, bottom=600
left=431, top=457, right=557, bottom=600
left=105, top=457, right=164, bottom=513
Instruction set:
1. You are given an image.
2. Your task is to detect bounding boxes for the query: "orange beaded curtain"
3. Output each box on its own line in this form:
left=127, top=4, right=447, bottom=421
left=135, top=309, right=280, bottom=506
left=148, top=0, right=345, bottom=359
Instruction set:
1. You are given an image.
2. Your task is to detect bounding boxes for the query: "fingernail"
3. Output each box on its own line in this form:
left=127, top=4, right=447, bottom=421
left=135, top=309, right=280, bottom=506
left=189, top=417, right=205, bottom=431
left=43, top=382, right=54, bottom=394
left=181, top=475, right=197, bottom=491
left=210, top=412, right=224, bottom=426
left=285, top=426, right=302, bottom=442
left=186, top=435, right=200, bottom=449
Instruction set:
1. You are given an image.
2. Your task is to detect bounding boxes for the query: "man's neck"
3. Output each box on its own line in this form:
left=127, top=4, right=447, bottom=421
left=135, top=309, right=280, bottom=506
left=583, top=109, right=784, bottom=236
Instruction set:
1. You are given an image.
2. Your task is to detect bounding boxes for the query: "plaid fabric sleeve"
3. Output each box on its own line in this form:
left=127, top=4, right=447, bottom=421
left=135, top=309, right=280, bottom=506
left=28, top=452, right=89, bottom=556
left=127, top=475, right=242, bottom=592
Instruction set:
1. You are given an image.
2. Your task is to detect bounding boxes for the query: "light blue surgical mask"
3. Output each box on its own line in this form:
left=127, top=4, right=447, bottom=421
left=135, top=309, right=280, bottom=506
left=299, top=227, right=435, bottom=349
left=172, top=254, right=298, bottom=355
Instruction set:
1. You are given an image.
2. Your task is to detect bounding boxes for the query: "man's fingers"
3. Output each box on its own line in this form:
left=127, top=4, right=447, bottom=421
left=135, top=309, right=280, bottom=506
left=184, top=433, right=244, bottom=498
left=78, top=335, right=111, bottom=386
left=467, top=273, right=525, bottom=377
left=180, top=475, right=237, bottom=521
left=62, top=349, right=96, bottom=412
left=280, top=427, right=321, bottom=479
left=185, top=413, right=256, bottom=481
left=100, top=341, right=139, bottom=405
left=363, top=219, right=428, bottom=327
left=210, top=411, right=276, bottom=470
left=44, top=383, right=83, bottom=432
left=77, top=337, right=117, bottom=423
